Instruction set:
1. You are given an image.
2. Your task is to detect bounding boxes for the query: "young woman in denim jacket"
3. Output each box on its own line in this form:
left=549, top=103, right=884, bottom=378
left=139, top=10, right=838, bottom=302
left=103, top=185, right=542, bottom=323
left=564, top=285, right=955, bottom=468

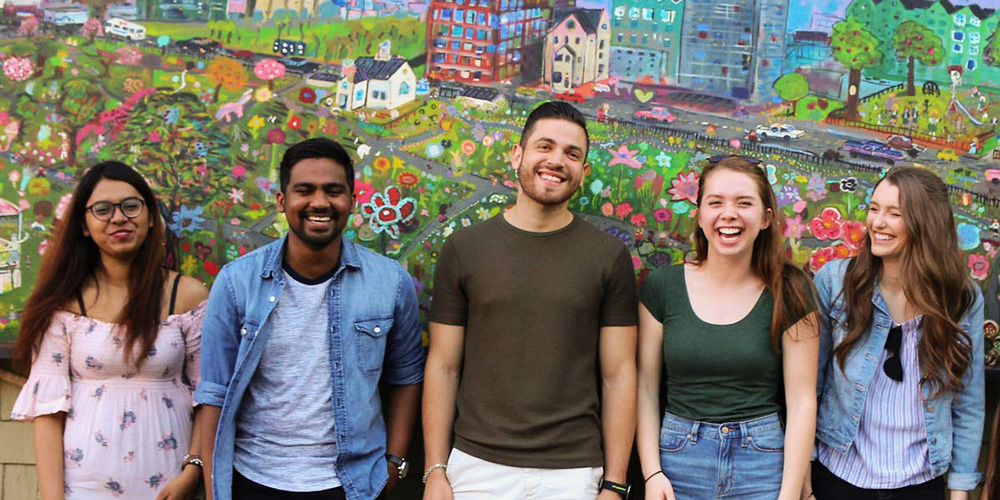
left=637, top=156, right=819, bottom=500
left=808, top=167, right=985, bottom=499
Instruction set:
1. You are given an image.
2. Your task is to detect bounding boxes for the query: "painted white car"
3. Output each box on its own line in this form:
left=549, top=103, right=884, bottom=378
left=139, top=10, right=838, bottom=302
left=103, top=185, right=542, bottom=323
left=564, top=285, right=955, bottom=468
left=593, top=83, right=611, bottom=93
left=754, top=124, right=806, bottom=140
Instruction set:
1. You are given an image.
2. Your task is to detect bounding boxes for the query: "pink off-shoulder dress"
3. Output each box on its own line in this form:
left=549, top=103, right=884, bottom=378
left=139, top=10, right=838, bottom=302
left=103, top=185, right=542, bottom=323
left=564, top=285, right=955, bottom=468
left=11, top=302, right=207, bottom=499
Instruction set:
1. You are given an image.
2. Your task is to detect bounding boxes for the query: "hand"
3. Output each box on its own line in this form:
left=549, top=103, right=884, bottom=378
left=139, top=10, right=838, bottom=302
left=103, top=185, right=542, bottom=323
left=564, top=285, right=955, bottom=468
left=422, top=469, right=453, bottom=500
left=800, top=466, right=814, bottom=500
left=386, top=462, right=399, bottom=494
left=644, top=473, right=677, bottom=500
left=155, top=467, right=200, bottom=500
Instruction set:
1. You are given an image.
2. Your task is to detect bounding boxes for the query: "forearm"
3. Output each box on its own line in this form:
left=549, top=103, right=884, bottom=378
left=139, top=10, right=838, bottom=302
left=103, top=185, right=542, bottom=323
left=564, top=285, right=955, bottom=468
left=33, top=413, right=66, bottom=500
left=601, top=368, right=637, bottom=482
left=636, top=378, right=663, bottom=479
left=200, top=405, right=222, bottom=500
left=385, top=383, right=422, bottom=458
left=778, top=402, right=816, bottom=500
left=422, top=360, right=460, bottom=466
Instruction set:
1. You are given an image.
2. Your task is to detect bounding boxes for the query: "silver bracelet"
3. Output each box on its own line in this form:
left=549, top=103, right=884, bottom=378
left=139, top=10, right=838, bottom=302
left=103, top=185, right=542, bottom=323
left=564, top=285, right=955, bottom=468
left=422, top=463, right=448, bottom=484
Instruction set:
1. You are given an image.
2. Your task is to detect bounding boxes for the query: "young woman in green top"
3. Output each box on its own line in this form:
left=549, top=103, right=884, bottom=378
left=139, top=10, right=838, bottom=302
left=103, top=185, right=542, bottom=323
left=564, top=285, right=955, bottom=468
left=636, top=155, right=819, bottom=500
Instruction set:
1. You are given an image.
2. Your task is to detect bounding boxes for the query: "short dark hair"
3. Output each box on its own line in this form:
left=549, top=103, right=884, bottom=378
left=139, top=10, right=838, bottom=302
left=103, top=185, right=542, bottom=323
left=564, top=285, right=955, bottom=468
left=519, top=101, right=590, bottom=155
left=279, top=138, right=355, bottom=193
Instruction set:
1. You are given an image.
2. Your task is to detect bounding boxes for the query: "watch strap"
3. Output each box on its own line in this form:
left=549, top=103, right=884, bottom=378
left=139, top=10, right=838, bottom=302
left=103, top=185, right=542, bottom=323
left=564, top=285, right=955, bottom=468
left=599, top=478, right=631, bottom=499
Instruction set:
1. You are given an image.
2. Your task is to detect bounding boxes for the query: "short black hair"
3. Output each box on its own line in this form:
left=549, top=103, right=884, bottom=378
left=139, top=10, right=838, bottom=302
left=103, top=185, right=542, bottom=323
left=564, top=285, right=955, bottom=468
left=519, top=101, right=590, bottom=155
left=279, top=138, right=355, bottom=193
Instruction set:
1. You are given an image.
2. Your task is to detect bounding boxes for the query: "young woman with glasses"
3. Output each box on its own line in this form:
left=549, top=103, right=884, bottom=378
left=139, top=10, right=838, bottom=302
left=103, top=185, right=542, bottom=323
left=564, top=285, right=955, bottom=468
left=808, top=166, right=984, bottom=499
left=637, top=155, right=819, bottom=499
left=12, top=161, right=210, bottom=499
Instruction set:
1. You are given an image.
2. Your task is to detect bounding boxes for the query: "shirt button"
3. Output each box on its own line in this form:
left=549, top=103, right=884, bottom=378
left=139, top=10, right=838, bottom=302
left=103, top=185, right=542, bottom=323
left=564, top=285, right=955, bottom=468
left=269, top=296, right=276, bottom=302
left=374, top=326, right=381, bottom=333
left=240, top=328, right=247, bottom=336
left=931, top=438, right=938, bottom=445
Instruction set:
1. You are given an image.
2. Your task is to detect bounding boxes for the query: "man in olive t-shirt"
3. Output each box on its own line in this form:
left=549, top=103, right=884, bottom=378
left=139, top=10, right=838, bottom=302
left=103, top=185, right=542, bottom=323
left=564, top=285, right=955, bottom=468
left=422, top=101, right=639, bottom=500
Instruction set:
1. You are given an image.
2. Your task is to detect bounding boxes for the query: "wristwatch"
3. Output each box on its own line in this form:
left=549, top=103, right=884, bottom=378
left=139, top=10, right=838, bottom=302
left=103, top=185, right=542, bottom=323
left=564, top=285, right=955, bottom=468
left=599, top=478, right=631, bottom=499
left=386, top=454, right=409, bottom=479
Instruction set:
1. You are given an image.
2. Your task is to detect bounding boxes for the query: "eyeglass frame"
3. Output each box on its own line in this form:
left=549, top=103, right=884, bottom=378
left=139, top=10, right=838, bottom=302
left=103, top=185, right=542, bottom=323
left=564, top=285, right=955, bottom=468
left=85, top=197, right=146, bottom=221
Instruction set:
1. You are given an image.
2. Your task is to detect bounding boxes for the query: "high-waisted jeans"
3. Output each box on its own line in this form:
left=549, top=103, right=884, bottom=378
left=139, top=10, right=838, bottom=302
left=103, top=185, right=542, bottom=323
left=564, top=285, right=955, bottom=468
left=659, top=412, right=785, bottom=499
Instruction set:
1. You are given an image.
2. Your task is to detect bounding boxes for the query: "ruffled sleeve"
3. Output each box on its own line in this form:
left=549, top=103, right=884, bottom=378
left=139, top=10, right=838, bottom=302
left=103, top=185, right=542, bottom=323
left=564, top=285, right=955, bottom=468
left=180, top=300, right=207, bottom=406
left=10, top=314, right=73, bottom=421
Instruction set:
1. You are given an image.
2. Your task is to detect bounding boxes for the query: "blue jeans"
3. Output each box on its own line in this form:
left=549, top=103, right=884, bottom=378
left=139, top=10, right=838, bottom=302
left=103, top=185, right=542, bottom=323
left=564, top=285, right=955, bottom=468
left=659, top=412, right=785, bottom=499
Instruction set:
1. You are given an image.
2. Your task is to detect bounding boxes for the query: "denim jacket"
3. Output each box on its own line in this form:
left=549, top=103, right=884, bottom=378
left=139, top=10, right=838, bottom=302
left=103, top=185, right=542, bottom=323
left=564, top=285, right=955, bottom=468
left=195, top=236, right=425, bottom=500
left=815, top=259, right=985, bottom=491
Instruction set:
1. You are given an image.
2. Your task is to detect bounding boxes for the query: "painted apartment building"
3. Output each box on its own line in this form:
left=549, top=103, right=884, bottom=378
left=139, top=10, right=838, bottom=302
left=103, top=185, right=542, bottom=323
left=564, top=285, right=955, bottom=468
left=336, top=55, right=417, bottom=110
left=676, top=0, right=788, bottom=100
left=844, top=0, right=999, bottom=86
left=609, top=0, right=683, bottom=82
left=425, top=0, right=552, bottom=83
left=543, top=8, right=611, bottom=91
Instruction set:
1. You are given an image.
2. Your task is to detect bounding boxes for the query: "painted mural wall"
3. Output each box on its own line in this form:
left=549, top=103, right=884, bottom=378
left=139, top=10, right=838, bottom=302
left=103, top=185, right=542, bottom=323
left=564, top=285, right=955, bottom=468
left=0, top=0, right=997, bottom=368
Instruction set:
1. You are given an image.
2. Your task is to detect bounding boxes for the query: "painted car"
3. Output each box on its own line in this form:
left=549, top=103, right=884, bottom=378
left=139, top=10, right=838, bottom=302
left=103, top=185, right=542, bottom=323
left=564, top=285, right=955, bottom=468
left=937, top=149, right=960, bottom=162
left=593, top=83, right=612, bottom=93
left=885, top=135, right=926, bottom=157
left=842, top=140, right=906, bottom=165
left=986, top=169, right=1000, bottom=184
left=554, top=91, right=586, bottom=103
left=635, top=106, right=677, bottom=123
left=754, top=124, right=805, bottom=140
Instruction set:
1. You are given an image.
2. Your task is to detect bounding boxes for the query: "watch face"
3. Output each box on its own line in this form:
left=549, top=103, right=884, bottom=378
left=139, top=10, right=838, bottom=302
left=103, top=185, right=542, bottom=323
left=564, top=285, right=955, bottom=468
left=398, top=459, right=409, bottom=478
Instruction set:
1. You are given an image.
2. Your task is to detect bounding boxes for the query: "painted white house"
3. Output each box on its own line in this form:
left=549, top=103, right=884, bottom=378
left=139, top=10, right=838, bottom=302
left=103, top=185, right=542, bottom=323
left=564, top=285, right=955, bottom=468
left=336, top=56, right=416, bottom=110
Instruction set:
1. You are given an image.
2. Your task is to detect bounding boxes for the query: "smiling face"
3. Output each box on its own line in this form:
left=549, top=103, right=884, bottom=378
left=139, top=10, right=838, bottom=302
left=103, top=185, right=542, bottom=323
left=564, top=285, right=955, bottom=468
left=866, top=180, right=909, bottom=262
left=511, top=118, right=589, bottom=208
left=82, top=179, right=152, bottom=260
left=696, top=168, right=772, bottom=260
left=277, top=157, right=354, bottom=250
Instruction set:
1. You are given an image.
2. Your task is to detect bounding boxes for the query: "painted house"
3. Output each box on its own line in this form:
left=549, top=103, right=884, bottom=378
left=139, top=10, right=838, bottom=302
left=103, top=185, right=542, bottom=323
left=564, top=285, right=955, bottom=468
left=543, top=8, right=611, bottom=91
left=610, top=0, right=683, bottom=82
left=336, top=56, right=417, bottom=110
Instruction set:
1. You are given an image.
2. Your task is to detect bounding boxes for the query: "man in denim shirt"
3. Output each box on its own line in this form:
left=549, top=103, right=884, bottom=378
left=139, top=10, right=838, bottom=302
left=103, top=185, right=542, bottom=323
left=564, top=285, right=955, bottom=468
left=196, top=138, right=424, bottom=500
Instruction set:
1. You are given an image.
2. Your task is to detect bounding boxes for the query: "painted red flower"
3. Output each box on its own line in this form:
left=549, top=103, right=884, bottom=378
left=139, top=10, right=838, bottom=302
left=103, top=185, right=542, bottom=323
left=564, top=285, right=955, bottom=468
left=653, top=208, right=672, bottom=224
left=809, top=247, right=837, bottom=272
left=397, top=171, right=419, bottom=188
left=808, top=207, right=844, bottom=240
left=668, top=171, right=699, bottom=204
left=298, top=87, right=316, bottom=104
left=969, top=254, right=990, bottom=281
left=360, top=185, right=417, bottom=239
left=288, top=116, right=301, bottom=130
left=841, top=220, right=866, bottom=248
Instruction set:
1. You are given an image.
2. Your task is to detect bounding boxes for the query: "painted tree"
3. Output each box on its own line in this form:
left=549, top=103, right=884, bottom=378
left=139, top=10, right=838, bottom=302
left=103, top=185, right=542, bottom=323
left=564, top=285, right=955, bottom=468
left=892, top=21, right=942, bottom=96
left=76, top=0, right=119, bottom=21
left=983, top=22, right=1000, bottom=71
left=206, top=57, right=249, bottom=103
left=774, top=72, right=809, bottom=116
left=3, top=57, right=33, bottom=82
left=253, top=59, right=285, bottom=90
left=18, top=16, right=39, bottom=37
left=80, top=17, right=103, bottom=41
left=116, top=46, right=143, bottom=66
left=57, top=78, right=103, bottom=169
left=830, top=18, right=882, bottom=122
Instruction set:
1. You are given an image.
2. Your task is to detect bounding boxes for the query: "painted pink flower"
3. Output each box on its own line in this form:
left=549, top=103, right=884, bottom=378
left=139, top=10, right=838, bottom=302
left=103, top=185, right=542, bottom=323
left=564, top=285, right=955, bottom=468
left=808, top=207, right=843, bottom=240
left=615, top=202, right=633, bottom=221
left=608, top=145, right=642, bottom=170
left=841, top=220, right=866, bottom=248
left=653, top=208, right=672, bottom=224
left=601, top=202, right=614, bottom=217
left=784, top=214, right=806, bottom=240
left=630, top=213, right=647, bottom=227
left=969, top=254, right=990, bottom=281
left=668, top=171, right=699, bottom=204
left=354, top=181, right=375, bottom=205
left=809, top=247, right=837, bottom=272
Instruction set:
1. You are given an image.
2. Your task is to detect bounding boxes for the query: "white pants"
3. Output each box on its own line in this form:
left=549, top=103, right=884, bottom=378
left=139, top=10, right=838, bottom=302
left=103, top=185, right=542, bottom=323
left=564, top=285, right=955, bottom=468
left=446, top=448, right=604, bottom=500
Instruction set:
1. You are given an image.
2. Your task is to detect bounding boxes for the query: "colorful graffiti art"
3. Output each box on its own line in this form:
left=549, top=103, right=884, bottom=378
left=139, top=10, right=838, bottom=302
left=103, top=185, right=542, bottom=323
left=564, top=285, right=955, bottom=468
left=0, top=0, right=997, bottom=369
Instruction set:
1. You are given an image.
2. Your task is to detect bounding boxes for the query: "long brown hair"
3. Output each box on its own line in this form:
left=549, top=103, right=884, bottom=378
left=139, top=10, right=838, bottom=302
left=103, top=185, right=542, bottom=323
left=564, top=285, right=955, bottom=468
left=15, top=161, right=167, bottom=373
left=691, top=156, right=816, bottom=350
left=835, top=167, right=974, bottom=396
left=983, top=403, right=1000, bottom=500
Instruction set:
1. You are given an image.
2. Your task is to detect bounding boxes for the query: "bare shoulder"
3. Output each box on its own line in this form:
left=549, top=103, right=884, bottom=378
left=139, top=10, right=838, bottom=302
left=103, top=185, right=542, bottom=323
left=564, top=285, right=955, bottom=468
left=168, top=271, right=210, bottom=315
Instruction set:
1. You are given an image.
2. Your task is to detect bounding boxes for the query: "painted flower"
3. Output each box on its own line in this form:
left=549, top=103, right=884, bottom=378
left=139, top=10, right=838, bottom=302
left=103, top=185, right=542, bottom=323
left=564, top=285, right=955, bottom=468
left=840, top=177, right=858, bottom=192
left=253, top=87, right=273, bottom=102
left=247, top=116, right=265, bottom=132
left=360, top=185, right=417, bottom=239
left=805, top=174, right=828, bottom=202
left=969, top=254, right=990, bottom=281
left=601, top=202, right=614, bottom=217
left=590, top=179, right=604, bottom=196
left=957, top=222, right=981, bottom=251
left=169, top=205, right=205, bottom=235
left=373, top=156, right=391, bottom=174
left=630, top=213, right=647, bottom=227
left=668, top=171, right=699, bottom=204
left=265, top=128, right=286, bottom=144
left=808, top=207, right=843, bottom=240
left=398, top=171, right=419, bottom=188
left=461, top=140, right=476, bottom=155
left=425, top=142, right=444, bottom=158
left=652, top=208, right=672, bottom=224
left=482, top=135, right=494, bottom=147
left=809, top=246, right=837, bottom=272
left=476, top=207, right=490, bottom=220
left=777, top=184, right=801, bottom=207
left=841, top=220, right=866, bottom=248
left=287, top=116, right=301, bottom=130
left=354, top=181, right=375, bottom=205
left=608, top=145, right=642, bottom=169
left=655, top=151, right=672, bottom=168
left=615, top=202, right=634, bottom=221
left=298, top=87, right=316, bottom=103
left=229, top=188, right=244, bottom=204
left=784, top=214, right=806, bottom=240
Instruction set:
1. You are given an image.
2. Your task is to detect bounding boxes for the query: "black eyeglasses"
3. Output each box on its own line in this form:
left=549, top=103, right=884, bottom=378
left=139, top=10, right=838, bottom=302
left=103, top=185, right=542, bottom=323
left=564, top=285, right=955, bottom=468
left=86, top=197, right=145, bottom=221
left=708, top=154, right=762, bottom=165
left=883, top=324, right=903, bottom=382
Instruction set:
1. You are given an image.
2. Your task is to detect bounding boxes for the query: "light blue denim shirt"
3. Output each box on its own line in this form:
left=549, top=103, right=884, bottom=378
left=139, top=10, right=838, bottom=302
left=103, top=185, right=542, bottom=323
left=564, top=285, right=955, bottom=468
left=815, top=259, right=985, bottom=491
left=195, top=236, right=425, bottom=500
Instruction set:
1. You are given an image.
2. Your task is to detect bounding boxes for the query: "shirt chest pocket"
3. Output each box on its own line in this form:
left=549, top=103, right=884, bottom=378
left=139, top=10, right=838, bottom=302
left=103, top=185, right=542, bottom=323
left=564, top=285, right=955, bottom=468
left=355, top=317, right=393, bottom=374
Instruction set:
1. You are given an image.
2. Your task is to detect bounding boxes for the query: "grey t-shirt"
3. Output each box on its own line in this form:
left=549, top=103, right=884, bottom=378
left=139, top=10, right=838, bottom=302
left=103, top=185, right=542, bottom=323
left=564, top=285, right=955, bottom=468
left=234, top=264, right=340, bottom=491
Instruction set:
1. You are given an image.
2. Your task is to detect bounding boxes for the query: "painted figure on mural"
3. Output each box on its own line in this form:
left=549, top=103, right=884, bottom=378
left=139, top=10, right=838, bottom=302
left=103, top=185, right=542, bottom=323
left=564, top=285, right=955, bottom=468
left=808, top=167, right=985, bottom=500
left=11, top=161, right=210, bottom=499
left=196, top=138, right=424, bottom=500
left=422, top=101, right=638, bottom=500
left=636, top=155, right=819, bottom=500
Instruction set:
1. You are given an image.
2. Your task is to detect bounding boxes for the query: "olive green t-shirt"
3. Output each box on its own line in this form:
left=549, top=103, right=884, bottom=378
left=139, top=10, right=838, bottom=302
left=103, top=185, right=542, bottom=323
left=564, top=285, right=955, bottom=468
left=429, top=214, right=638, bottom=468
left=638, top=264, right=786, bottom=423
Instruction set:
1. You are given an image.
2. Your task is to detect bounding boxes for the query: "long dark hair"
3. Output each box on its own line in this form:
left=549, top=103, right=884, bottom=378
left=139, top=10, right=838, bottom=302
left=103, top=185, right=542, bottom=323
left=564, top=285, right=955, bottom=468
left=690, top=156, right=816, bottom=350
left=836, top=167, right=975, bottom=396
left=984, top=404, right=1000, bottom=500
left=15, top=161, right=167, bottom=372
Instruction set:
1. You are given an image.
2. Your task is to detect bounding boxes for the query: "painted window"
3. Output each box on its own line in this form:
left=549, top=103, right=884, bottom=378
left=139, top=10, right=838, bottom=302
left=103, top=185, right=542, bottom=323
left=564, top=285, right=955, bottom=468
left=970, top=17, right=981, bottom=27
left=642, top=8, right=653, bottom=20
left=341, top=81, right=349, bottom=89
left=567, top=19, right=575, bottom=29
left=355, top=90, right=364, bottom=100
left=953, top=13, right=965, bottom=26
left=954, top=42, right=963, bottom=53
left=968, top=59, right=976, bottom=70
left=970, top=45, right=979, bottom=55
left=953, top=31, right=964, bottom=41
left=970, top=32, right=980, bottom=43
left=466, top=10, right=475, bottom=23
left=401, top=82, right=410, bottom=94
left=553, top=72, right=562, bottom=83
left=455, top=8, right=463, bottom=20
left=613, top=5, right=624, bottom=17
left=629, top=7, right=639, bottom=19
left=466, top=27, right=474, bottom=38
left=478, top=29, right=487, bottom=39
left=451, top=41, right=460, bottom=50
left=478, top=12, right=486, bottom=24
left=464, top=42, right=473, bottom=50
left=452, top=25, right=463, bottom=36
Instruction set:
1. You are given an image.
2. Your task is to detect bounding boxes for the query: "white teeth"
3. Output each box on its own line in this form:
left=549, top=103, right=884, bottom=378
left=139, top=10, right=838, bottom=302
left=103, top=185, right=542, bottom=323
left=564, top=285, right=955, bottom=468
left=307, top=216, right=331, bottom=222
left=718, top=228, right=741, bottom=235
left=874, top=233, right=893, bottom=241
left=539, top=173, right=563, bottom=182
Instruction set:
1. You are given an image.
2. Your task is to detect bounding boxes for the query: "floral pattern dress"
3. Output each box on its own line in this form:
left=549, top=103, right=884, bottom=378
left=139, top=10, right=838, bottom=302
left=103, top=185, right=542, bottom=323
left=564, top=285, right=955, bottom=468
left=11, top=302, right=207, bottom=499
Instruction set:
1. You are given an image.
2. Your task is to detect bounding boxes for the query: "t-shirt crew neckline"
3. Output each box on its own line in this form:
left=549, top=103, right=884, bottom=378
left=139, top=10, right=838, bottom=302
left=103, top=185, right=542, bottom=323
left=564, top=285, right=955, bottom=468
left=282, top=260, right=338, bottom=285
left=499, top=212, right=578, bottom=237
left=680, top=264, right=768, bottom=327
